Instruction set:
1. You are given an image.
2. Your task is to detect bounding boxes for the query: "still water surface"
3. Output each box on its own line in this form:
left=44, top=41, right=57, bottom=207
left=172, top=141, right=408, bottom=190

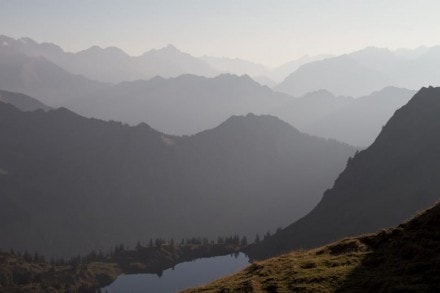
left=102, top=253, right=249, bottom=292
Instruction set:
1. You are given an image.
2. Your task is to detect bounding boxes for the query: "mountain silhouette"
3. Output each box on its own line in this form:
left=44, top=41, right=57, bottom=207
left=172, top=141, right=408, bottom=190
left=272, top=87, right=415, bottom=146
left=0, top=89, right=50, bottom=111
left=248, top=86, right=440, bottom=259
left=269, top=54, right=333, bottom=83
left=301, top=87, right=416, bottom=146
left=0, top=102, right=355, bottom=257
left=201, top=56, right=269, bottom=78
left=0, top=35, right=333, bottom=85
left=67, top=74, right=292, bottom=135
left=0, top=35, right=218, bottom=83
left=1, top=35, right=419, bottom=147
left=0, top=46, right=107, bottom=107
left=275, top=54, right=393, bottom=97
left=275, top=46, right=440, bottom=97
left=135, top=44, right=218, bottom=79
left=271, top=89, right=353, bottom=132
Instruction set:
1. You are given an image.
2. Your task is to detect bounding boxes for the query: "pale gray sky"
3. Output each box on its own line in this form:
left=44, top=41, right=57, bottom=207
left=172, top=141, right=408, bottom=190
left=1, top=0, right=440, bottom=66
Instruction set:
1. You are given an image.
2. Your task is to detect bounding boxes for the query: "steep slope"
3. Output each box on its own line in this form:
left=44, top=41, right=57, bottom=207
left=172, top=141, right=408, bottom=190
left=185, top=201, right=440, bottom=292
left=0, top=103, right=355, bottom=257
left=67, top=74, right=292, bottom=135
left=0, top=48, right=107, bottom=107
left=248, top=86, right=440, bottom=259
left=0, top=89, right=50, bottom=111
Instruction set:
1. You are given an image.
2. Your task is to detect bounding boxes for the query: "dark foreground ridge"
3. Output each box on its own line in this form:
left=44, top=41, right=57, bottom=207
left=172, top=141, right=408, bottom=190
left=247, top=86, right=440, bottom=260
left=184, top=200, right=440, bottom=292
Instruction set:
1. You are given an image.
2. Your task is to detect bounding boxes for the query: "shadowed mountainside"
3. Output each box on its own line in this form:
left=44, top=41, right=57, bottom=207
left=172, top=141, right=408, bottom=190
left=0, top=102, right=355, bottom=257
left=248, top=86, right=440, bottom=260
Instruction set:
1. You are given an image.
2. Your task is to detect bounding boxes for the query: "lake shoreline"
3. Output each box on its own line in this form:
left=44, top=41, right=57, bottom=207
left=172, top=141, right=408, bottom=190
left=0, top=242, right=246, bottom=292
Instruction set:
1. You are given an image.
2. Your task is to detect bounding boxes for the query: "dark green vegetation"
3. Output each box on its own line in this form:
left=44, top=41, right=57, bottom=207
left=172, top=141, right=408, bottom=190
left=248, top=86, right=440, bottom=260
left=0, top=240, right=243, bottom=292
left=0, top=99, right=355, bottom=257
left=185, top=200, right=440, bottom=292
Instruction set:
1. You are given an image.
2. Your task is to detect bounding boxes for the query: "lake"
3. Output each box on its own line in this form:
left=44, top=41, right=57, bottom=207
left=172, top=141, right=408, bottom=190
left=101, top=252, right=249, bottom=292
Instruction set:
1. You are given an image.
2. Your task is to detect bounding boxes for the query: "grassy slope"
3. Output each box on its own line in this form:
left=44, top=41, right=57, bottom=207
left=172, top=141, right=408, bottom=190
left=184, top=201, right=440, bottom=292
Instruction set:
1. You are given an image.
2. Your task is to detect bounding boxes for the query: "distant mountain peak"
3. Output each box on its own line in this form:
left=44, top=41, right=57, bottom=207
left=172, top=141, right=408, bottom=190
left=150, top=44, right=182, bottom=55
left=79, top=45, right=128, bottom=57
left=50, top=106, right=79, bottom=117
left=357, top=46, right=392, bottom=53
left=301, top=89, right=336, bottom=100
left=18, top=37, right=36, bottom=44
left=217, top=113, right=299, bottom=135
left=214, top=73, right=260, bottom=85
left=82, top=45, right=104, bottom=53
left=163, top=44, right=178, bottom=50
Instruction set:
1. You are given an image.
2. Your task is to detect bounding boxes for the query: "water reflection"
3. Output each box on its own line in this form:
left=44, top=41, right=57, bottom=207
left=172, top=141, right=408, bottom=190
left=101, top=252, right=249, bottom=293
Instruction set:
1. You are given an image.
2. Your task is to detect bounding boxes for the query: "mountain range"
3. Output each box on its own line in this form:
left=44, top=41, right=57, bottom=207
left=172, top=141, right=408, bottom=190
left=66, top=74, right=291, bottom=135
left=272, top=87, right=416, bottom=146
left=6, top=35, right=440, bottom=100
left=0, top=97, right=355, bottom=257
left=0, top=35, right=327, bottom=85
left=201, top=54, right=332, bottom=85
left=276, top=46, right=440, bottom=97
left=0, top=46, right=107, bottom=107
left=0, top=35, right=421, bottom=146
left=0, top=36, right=218, bottom=83
left=66, top=74, right=414, bottom=145
left=247, top=86, right=440, bottom=259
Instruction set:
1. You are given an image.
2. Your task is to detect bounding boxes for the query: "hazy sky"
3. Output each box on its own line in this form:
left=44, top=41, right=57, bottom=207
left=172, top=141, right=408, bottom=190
left=2, top=0, right=440, bottom=66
